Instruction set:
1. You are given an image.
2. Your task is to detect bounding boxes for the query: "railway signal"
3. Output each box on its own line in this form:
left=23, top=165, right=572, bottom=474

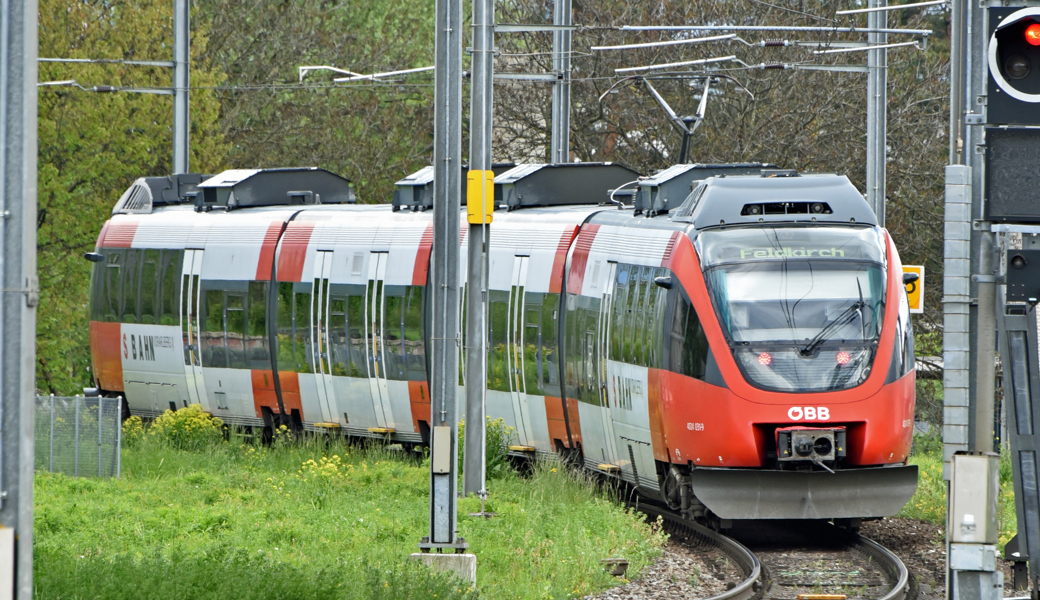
left=987, top=7, right=1040, bottom=125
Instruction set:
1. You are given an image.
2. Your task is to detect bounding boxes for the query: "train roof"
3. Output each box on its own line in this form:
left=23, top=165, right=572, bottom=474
left=671, top=173, right=878, bottom=230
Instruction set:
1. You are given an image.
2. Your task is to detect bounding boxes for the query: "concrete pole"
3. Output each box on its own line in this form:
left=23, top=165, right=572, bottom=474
left=550, top=0, right=571, bottom=163
left=172, top=0, right=189, bottom=174
left=426, top=0, right=464, bottom=549
left=866, top=0, right=887, bottom=226
left=463, top=0, right=493, bottom=498
left=0, top=0, right=38, bottom=595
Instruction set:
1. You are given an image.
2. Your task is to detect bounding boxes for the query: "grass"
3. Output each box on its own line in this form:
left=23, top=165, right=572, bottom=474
left=897, top=432, right=1018, bottom=548
left=34, top=425, right=665, bottom=600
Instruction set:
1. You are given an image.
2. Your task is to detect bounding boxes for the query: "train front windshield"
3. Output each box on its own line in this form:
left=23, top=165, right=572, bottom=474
left=696, top=226, right=887, bottom=393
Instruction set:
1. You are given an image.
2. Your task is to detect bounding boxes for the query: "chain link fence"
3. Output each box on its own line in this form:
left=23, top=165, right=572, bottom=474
left=34, top=396, right=122, bottom=478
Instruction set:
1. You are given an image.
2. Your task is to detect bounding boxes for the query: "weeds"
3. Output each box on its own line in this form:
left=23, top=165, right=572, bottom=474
left=147, top=404, right=224, bottom=450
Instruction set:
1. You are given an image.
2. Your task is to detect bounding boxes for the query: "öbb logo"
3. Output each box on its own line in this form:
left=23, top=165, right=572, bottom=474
left=787, top=406, right=830, bottom=421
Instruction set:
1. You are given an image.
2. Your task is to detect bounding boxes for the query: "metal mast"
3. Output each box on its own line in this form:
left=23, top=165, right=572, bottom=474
left=550, top=0, right=572, bottom=163
left=422, top=0, right=466, bottom=552
left=463, top=0, right=494, bottom=497
left=866, top=0, right=887, bottom=226
left=172, top=0, right=189, bottom=174
left=0, top=0, right=38, bottom=595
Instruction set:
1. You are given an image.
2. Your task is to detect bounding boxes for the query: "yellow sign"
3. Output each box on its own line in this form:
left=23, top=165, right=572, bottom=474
left=903, top=265, right=924, bottom=314
left=466, top=170, right=494, bottom=225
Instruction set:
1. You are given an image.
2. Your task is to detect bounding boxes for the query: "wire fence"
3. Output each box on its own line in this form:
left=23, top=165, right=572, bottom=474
left=34, top=396, right=122, bottom=479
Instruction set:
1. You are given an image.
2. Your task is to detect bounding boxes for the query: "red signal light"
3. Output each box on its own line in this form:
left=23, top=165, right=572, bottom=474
left=1027, top=23, right=1040, bottom=46
left=836, top=351, right=851, bottom=366
left=758, top=352, right=772, bottom=366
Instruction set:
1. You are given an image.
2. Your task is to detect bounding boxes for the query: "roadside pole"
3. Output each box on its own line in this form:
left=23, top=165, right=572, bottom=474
left=0, top=0, right=38, bottom=597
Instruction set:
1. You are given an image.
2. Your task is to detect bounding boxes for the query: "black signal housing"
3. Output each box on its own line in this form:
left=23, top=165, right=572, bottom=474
left=988, top=7, right=1040, bottom=125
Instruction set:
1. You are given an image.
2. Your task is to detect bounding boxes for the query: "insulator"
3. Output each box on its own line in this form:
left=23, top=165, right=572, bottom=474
left=762, top=38, right=786, bottom=47
left=764, top=62, right=786, bottom=70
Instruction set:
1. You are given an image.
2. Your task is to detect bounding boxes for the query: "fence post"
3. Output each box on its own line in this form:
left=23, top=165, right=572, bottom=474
left=74, top=396, right=80, bottom=477
left=98, top=397, right=103, bottom=478
left=112, top=397, right=122, bottom=479
left=48, top=394, right=54, bottom=473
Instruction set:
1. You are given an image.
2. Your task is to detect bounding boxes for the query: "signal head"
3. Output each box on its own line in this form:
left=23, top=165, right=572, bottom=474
left=988, top=8, right=1040, bottom=122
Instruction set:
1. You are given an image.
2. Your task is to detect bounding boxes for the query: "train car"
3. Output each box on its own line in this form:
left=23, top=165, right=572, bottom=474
left=87, top=164, right=917, bottom=520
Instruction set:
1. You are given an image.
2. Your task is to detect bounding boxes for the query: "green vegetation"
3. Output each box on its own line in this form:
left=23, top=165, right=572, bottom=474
left=35, top=410, right=664, bottom=599
left=898, top=432, right=1018, bottom=547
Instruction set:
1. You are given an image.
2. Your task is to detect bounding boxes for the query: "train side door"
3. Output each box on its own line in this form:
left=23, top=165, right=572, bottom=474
left=180, top=249, right=207, bottom=409
left=367, top=252, right=392, bottom=428
left=595, top=261, right=620, bottom=467
left=310, top=251, right=336, bottom=424
left=507, top=255, right=533, bottom=446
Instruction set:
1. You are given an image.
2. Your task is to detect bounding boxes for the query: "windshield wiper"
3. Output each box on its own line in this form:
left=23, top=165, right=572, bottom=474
left=800, top=300, right=865, bottom=356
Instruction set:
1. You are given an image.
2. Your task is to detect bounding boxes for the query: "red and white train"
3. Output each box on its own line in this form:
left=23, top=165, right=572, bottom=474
left=88, top=164, right=917, bottom=520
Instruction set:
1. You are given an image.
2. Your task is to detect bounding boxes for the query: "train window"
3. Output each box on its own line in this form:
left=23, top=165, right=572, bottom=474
left=670, top=288, right=709, bottom=380
left=347, top=292, right=366, bottom=377
left=157, top=251, right=181, bottom=326
left=403, top=286, right=426, bottom=381
left=541, top=294, right=561, bottom=397
left=644, top=268, right=660, bottom=368
left=247, top=282, right=269, bottom=369
left=626, top=268, right=645, bottom=365
left=329, top=295, right=349, bottom=377
left=383, top=285, right=407, bottom=380
left=563, top=293, right=580, bottom=401
left=202, top=288, right=226, bottom=368
left=121, top=249, right=141, bottom=323
left=488, top=290, right=510, bottom=392
left=90, top=250, right=123, bottom=322
left=139, top=249, right=160, bottom=324
left=276, top=282, right=312, bottom=373
left=523, top=293, right=544, bottom=395
left=611, top=265, right=630, bottom=361
left=226, top=293, right=246, bottom=369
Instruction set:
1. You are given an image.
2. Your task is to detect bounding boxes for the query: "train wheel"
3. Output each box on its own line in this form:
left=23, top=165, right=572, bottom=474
left=661, top=468, right=684, bottom=512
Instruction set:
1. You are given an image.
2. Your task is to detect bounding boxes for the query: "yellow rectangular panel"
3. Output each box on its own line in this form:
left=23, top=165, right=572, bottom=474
left=903, top=264, right=924, bottom=314
left=466, top=170, right=494, bottom=224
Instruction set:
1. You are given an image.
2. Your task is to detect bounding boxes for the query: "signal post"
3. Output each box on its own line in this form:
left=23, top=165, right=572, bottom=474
left=946, top=0, right=1040, bottom=597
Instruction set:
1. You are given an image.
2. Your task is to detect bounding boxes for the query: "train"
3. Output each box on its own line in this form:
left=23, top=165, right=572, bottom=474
left=87, top=163, right=918, bottom=521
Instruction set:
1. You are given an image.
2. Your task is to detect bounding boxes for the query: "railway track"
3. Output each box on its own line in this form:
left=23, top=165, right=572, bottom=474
left=628, top=502, right=911, bottom=600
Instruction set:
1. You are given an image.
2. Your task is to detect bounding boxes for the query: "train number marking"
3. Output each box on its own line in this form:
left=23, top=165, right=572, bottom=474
left=787, top=406, right=830, bottom=421
left=687, top=423, right=704, bottom=431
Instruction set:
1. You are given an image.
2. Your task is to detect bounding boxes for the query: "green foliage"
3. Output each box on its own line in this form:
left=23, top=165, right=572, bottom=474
left=147, top=404, right=224, bottom=450
left=37, top=0, right=230, bottom=395
left=35, top=435, right=663, bottom=599
left=121, top=415, right=144, bottom=448
left=458, top=417, right=516, bottom=481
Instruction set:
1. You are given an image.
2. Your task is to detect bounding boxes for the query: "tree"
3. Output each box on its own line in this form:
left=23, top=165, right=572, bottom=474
left=196, top=0, right=437, bottom=203
left=37, top=0, right=229, bottom=394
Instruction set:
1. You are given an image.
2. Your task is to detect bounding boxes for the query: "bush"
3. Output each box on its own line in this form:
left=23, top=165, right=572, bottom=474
left=122, top=415, right=145, bottom=448
left=148, top=404, right=224, bottom=450
left=458, top=417, right=515, bottom=481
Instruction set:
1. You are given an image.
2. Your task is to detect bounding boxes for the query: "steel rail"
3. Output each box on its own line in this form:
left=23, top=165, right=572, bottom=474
left=850, top=531, right=912, bottom=600
left=628, top=501, right=763, bottom=600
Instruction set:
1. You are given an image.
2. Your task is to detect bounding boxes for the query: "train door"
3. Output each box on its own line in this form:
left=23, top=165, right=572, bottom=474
left=593, top=261, right=619, bottom=468
left=507, top=256, right=533, bottom=446
left=367, top=252, right=392, bottom=428
left=309, top=251, right=337, bottom=424
left=180, top=249, right=207, bottom=409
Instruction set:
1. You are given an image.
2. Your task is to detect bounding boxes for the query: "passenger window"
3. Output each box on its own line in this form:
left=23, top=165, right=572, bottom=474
left=627, top=268, right=645, bottom=365
left=523, top=293, right=544, bottom=396
left=202, top=289, right=226, bottom=368
left=347, top=291, right=367, bottom=377
left=541, top=294, right=560, bottom=396
left=488, top=290, right=510, bottom=392
left=226, top=293, right=246, bottom=369
left=403, top=286, right=426, bottom=381
left=277, top=282, right=312, bottom=373
left=384, top=286, right=406, bottom=380
left=611, top=265, right=629, bottom=361
left=158, top=250, right=182, bottom=325
left=248, top=282, right=269, bottom=369
left=139, top=249, right=160, bottom=324
left=121, top=249, right=141, bottom=323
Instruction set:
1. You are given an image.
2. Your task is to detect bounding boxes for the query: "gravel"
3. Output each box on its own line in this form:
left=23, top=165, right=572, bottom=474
left=587, top=517, right=1031, bottom=600
left=581, top=527, right=744, bottom=600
